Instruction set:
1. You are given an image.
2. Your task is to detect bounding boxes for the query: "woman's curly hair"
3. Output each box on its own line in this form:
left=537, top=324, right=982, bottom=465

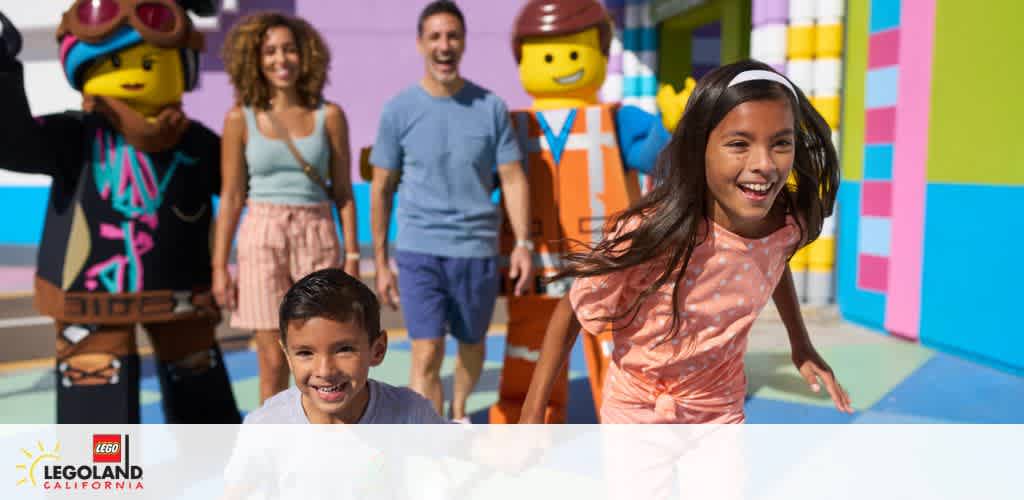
left=221, top=12, right=329, bottom=109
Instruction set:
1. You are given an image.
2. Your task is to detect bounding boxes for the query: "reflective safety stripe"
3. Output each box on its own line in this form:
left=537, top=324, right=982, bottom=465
left=506, top=345, right=541, bottom=363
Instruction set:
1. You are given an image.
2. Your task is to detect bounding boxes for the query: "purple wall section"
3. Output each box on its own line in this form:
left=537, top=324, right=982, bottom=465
left=184, top=0, right=532, bottom=173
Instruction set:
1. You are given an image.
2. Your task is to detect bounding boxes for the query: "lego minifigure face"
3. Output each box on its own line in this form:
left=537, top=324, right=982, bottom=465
left=518, top=27, right=606, bottom=99
left=82, top=42, right=184, bottom=116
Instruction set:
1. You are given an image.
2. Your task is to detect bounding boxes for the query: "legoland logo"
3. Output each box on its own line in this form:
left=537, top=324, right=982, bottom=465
left=92, top=435, right=121, bottom=463
left=15, top=434, right=144, bottom=491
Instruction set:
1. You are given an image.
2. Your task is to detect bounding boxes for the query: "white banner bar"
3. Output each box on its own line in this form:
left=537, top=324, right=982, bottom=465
left=2, top=425, right=1020, bottom=499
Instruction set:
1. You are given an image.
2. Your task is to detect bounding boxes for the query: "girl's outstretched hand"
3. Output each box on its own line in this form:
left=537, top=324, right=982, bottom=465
left=792, top=346, right=854, bottom=414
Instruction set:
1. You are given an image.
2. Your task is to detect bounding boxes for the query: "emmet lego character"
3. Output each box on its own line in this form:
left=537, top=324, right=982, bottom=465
left=0, top=1, right=240, bottom=423
left=491, top=0, right=694, bottom=423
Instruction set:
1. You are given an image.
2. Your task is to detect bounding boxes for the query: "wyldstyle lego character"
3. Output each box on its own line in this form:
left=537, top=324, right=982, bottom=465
left=0, top=1, right=240, bottom=423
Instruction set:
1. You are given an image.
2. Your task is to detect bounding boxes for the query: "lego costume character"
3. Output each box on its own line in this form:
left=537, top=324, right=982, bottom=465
left=0, top=0, right=240, bottom=423
left=491, top=0, right=694, bottom=423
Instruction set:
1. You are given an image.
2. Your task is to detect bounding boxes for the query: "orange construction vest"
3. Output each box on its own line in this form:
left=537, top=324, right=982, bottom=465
left=491, top=103, right=640, bottom=424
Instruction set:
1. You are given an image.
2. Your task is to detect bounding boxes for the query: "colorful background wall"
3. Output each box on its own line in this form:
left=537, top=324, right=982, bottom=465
left=838, top=0, right=1024, bottom=374
left=0, top=0, right=534, bottom=260
left=2, top=0, right=1021, bottom=374
left=748, top=0, right=844, bottom=306
left=0, top=0, right=845, bottom=303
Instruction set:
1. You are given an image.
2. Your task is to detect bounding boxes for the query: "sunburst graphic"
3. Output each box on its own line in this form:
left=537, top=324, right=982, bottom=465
left=15, top=440, right=60, bottom=487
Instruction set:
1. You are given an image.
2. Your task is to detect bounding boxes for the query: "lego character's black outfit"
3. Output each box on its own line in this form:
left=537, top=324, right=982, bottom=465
left=0, top=10, right=239, bottom=423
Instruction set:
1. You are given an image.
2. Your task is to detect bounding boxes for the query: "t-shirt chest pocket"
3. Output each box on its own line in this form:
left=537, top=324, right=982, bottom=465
left=452, top=132, right=492, bottom=167
left=398, top=127, right=456, bottom=210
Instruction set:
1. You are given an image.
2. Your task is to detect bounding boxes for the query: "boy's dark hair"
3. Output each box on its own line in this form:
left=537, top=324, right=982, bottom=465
left=278, top=268, right=382, bottom=344
left=417, top=1, right=466, bottom=36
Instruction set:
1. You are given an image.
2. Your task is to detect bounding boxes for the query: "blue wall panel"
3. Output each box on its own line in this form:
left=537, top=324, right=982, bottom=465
left=837, top=181, right=887, bottom=332
left=0, top=183, right=396, bottom=249
left=920, top=184, right=1024, bottom=373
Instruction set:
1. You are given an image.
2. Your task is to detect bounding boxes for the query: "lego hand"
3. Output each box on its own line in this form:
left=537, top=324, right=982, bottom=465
left=358, top=147, right=374, bottom=183
left=655, top=77, right=696, bottom=133
left=508, top=246, right=535, bottom=296
left=179, top=0, right=219, bottom=17
left=792, top=344, right=854, bottom=414
left=0, top=10, right=22, bottom=60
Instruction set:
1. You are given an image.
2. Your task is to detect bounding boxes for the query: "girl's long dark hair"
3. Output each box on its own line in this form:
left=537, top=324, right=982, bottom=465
left=557, top=60, right=839, bottom=343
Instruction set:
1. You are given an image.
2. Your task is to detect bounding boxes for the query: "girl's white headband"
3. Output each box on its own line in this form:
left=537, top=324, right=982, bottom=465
left=727, top=70, right=799, bottom=98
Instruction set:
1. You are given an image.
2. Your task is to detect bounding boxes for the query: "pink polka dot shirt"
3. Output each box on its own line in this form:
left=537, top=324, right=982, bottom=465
left=569, top=217, right=801, bottom=423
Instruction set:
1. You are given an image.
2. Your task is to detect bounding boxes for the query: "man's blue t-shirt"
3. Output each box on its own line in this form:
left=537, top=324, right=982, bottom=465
left=370, top=81, right=522, bottom=258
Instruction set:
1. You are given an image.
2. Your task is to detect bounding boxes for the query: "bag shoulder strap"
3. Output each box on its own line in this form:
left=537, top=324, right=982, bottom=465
left=264, top=109, right=333, bottom=197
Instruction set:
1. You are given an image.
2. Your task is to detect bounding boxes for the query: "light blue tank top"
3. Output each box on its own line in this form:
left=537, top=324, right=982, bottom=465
left=243, top=105, right=331, bottom=204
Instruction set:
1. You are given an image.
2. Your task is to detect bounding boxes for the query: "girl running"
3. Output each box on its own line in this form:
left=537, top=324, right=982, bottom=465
left=520, top=60, right=853, bottom=424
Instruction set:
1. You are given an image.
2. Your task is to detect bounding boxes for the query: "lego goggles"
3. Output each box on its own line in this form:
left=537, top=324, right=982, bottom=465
left=58, top=0, right=203, bottom=50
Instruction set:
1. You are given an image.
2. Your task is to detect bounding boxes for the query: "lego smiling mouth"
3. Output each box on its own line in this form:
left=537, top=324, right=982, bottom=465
left=553, top=69, right=584, bottom=85
left=121, top=83, right=145, bottom=91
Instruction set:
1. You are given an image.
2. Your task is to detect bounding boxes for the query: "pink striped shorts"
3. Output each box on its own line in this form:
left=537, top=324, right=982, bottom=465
left=231, top=201, right=340, bottom=330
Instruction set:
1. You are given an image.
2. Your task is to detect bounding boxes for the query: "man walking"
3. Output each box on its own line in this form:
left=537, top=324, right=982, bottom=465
left=370, top=1, right=533, bottom=423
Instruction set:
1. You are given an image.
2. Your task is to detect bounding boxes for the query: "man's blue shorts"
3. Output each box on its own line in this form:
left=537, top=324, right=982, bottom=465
left=394, top=250, right=499, bottom=344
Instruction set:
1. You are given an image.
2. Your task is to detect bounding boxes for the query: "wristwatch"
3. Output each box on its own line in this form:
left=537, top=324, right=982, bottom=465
left=515, top=239, right=535, bottom=251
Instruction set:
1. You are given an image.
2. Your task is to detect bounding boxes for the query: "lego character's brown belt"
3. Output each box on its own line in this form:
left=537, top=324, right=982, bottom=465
left=35, top=276, right=218, bottom=324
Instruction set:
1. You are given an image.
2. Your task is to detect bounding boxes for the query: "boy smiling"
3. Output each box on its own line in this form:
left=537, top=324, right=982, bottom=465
left=244, top=268, right=447, bottom=424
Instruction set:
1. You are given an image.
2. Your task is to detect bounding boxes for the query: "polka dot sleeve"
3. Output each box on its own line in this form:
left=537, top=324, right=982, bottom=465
left=567, top=218, right=649, bottom=335
left=569, top=273, right=623, bottom=335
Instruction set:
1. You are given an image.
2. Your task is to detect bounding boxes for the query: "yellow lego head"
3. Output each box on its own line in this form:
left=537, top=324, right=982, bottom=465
left=518, top=28, right=607, bottom=103
left=512, top=0, right=612, bottom=109
left=82, top=42, right=185, bottom=117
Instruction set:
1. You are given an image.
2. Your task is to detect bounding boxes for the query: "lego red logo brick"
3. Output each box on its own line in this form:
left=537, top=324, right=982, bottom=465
left=92, top=434, right=121, bottom=463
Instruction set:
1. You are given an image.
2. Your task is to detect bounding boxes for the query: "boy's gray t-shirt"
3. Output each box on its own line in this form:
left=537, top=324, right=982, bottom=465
left=243, top=379, right=449, bottom=424
left=370, top=81, right=522, bottom=258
